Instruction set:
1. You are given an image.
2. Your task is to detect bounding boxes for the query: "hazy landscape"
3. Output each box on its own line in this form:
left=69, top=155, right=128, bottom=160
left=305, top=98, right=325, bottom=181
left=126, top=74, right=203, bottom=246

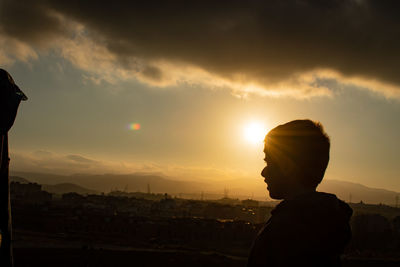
left=9, top=175, right=400, bottom=267
left=11, top=171, right=400, bottom=205
left=3, top=1, right=400, bottom=266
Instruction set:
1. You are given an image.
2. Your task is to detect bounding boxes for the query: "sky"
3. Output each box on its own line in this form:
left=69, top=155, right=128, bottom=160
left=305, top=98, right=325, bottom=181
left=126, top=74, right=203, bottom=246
left=1, top=0, right=400, bottom=192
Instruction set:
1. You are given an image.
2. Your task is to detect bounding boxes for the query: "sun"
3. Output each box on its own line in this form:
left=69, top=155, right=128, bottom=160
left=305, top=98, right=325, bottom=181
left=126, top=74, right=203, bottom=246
left=243, top=121, right=268, bottom=145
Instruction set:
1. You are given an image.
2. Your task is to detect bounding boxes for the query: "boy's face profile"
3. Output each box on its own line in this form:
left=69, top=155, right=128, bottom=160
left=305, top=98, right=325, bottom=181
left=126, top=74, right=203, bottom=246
left=261, top=146, right=289, bottom=200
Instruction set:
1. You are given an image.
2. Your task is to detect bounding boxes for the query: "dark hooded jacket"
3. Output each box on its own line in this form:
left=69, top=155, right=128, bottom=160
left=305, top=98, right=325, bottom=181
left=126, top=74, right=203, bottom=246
left=247, top=192, right=352, bottom=267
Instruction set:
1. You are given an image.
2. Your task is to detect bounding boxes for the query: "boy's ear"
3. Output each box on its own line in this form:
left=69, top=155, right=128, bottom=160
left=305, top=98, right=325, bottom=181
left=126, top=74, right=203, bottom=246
left=281, top=159, right=300, bottom=182
left=279, top=159, right=296, bottom=178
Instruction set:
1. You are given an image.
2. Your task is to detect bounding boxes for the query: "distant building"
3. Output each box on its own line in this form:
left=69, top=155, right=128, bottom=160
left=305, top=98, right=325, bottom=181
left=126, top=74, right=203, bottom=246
left=352, top=214, right=392, bottom=234
left=351, top=214, right=393, bottom=251
left=10, top=182, right=52, bottom=203
left=215, top=197, right=241, bottom=206
left=241, top=199, right=259, bottom=207
left=393, top=216, right=400, bottom=234
left=62, top=192, right=86, bottom=201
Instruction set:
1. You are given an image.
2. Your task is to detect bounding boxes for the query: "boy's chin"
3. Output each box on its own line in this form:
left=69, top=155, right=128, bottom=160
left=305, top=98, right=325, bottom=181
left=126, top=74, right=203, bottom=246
left=268, top=190, right=284, bottom=200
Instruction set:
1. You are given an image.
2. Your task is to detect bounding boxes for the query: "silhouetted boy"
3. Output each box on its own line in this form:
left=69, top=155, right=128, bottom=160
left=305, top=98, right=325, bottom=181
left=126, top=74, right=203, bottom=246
left=247, top=120, right=352, bottom=267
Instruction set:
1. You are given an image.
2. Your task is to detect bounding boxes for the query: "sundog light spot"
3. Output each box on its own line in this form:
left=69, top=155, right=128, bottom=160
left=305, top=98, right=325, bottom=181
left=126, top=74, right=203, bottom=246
left=129, top=123, right=141, bottom=130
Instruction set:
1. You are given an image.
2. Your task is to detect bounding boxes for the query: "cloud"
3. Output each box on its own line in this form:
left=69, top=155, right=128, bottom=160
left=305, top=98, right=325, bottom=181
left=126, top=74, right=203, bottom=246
left=65, top=154, right=97, bottom=164
left=1, top=0, right=400, bottom=98
left=10, top=150, right=146, bottom=175
left=0, top=35, right=38, bottom=65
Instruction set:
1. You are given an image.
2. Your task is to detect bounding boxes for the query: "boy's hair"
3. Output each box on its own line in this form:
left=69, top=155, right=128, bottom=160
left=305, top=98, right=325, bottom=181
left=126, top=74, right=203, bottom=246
left=265, top=119, right=330, bottom=187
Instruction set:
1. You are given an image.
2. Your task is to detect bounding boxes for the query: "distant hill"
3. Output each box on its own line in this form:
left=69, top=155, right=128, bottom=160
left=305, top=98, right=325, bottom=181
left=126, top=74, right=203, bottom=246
left=42, top=183, right=97, bottom=195
left=10, top=176, right=30, bottom=184
left=319, top=179, right=400, bottom=205
left=10, top=171, right=207, bottom=195
left=10, top=171, right=400, bottom=204
left=10, top=175, right=97, bottom=195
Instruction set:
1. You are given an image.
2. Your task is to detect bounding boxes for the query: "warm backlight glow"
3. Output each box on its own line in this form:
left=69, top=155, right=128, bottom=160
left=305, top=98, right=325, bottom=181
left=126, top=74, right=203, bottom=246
left=243, top=121, right=267, bottom=145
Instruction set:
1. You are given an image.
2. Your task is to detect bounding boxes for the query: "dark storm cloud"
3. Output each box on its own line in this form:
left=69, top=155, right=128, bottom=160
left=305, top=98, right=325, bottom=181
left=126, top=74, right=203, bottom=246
left=0, top=1, right=67, bottom=45
left=1, top=0, right=400, bottom=95
left=141, top=65, right=164, bottom=82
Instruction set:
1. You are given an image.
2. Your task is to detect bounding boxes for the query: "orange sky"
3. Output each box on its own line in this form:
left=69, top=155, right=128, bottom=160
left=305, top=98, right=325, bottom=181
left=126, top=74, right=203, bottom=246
left=2, top=0, right=400, bottom=193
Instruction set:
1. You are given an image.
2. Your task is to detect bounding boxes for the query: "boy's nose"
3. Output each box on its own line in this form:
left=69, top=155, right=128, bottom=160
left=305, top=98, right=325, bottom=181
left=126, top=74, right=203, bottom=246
left=261, top=166, right=268, bottom=178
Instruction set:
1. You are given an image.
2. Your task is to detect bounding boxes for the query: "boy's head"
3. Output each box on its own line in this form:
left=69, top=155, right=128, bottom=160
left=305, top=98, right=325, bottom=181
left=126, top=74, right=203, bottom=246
left=261, top=120, right=330, bottom=199
left=0, top=69, right=27, bottom=134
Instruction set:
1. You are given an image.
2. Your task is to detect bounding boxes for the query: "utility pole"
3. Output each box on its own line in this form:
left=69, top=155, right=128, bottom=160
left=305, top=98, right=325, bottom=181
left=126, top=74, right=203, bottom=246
left=224, top=187, right=229, bottom=199
left=147, top=183, right=151, bottom=194
left=0, top=69, right=27, bottom=267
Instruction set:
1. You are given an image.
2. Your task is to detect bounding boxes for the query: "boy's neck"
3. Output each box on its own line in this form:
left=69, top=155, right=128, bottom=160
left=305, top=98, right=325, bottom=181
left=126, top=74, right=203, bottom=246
left=284, top=184, right=316, bottom=201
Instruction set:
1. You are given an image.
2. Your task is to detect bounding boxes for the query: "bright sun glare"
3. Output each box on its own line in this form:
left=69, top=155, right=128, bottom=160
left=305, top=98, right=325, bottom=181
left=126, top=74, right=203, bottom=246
left=243, top=121, right=268, bottom=145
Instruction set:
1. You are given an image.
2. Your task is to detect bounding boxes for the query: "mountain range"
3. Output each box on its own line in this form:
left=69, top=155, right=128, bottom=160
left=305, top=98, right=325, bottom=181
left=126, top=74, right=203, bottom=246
left=10, top=171, right=400, bottom=205
left=10, top=175, right=97, bottom=195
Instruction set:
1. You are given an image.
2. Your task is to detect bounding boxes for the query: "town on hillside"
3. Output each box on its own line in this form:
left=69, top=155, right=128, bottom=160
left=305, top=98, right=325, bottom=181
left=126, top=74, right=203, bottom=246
left=9, top=181, right=400, bottom=267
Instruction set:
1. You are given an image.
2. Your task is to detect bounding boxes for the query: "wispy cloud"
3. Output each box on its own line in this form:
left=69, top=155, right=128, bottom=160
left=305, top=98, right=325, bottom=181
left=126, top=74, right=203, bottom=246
left=0, top=35, right=38, bottom=65
left=1, top=0, right=400, bottom=98
left=11, top=150, right=108, bottom=174
left=10, top=150, right=255, bottom=182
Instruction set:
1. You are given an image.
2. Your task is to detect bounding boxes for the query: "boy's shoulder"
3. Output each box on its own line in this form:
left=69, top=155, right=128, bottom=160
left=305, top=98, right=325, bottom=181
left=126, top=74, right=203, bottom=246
left=248, top=192, right=352, bottom=267
left=269, top=191, right=352, bottom=231
left=272, top=191, right=351, bottom=215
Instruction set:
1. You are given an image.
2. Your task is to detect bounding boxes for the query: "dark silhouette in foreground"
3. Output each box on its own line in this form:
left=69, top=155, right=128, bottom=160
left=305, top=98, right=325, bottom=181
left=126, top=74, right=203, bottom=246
left=248, top=120, right=352, bottom=267
left=0, top=69, right=27, bottom=267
